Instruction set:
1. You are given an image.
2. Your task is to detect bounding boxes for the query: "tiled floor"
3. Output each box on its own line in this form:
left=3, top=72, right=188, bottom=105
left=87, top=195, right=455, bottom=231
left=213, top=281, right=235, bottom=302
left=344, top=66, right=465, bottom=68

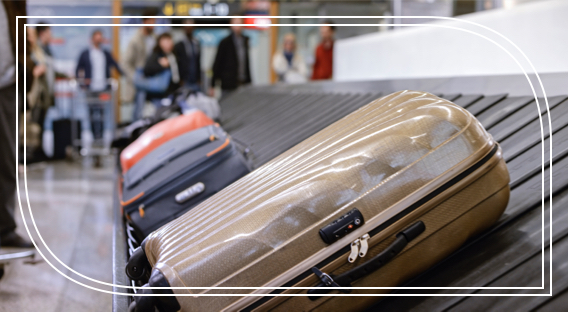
left=0, top=159, right=115, bottom=312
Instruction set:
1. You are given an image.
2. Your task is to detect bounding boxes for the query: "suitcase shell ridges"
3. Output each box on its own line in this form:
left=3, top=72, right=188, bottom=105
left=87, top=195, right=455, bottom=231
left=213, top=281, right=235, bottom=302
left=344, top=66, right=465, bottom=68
left=142, top=90, right=507, bottom=311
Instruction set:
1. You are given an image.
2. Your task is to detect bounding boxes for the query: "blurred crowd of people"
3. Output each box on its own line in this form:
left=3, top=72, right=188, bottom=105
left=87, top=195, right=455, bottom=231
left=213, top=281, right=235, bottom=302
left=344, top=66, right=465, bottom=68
left=120, top=16, right=338, bottom=112
left=0, top=0, right=338, bottom=250
left=21, top=13, right=339, bottom=163
left=273, top=22, right=336, bottom=83
left=119, top=15, right=337, bottom=115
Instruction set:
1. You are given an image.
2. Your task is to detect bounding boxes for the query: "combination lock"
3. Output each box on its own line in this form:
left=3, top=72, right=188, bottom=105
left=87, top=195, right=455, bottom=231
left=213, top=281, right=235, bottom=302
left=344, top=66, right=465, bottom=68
left=319, top=208, right=365, bottom=244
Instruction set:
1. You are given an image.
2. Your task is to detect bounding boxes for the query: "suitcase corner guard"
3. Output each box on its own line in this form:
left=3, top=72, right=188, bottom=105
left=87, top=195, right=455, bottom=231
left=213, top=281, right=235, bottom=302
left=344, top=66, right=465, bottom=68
left=128, top=269, right=181, bottom=312
left=307, top=220, right=425, bottom=300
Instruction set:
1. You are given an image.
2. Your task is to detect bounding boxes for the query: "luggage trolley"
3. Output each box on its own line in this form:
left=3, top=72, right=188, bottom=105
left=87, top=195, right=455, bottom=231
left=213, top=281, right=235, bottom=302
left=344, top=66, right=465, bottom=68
left=0, top=250, right=37, bottom=280
left=75, top=78, right=118, bottom=167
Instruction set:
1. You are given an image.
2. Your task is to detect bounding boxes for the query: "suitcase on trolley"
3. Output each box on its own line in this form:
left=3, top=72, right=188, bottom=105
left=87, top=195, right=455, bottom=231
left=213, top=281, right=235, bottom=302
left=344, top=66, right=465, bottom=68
left=119, top=111, right=214, bottom=173
left=121, top=124, right=250, bottom=240
left=126, top=91, right=510, bottom=312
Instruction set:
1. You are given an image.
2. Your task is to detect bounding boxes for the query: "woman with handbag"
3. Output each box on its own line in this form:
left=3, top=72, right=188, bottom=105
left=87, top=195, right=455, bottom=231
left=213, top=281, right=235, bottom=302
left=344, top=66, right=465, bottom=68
left=143, top=33, right=181, bottom=106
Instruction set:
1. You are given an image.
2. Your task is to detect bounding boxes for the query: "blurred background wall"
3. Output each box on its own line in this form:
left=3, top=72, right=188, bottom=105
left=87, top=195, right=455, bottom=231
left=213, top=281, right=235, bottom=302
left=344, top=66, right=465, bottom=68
left=26, top=0, right=555, bottom=122
left=334, top=0, right=568, bottom=81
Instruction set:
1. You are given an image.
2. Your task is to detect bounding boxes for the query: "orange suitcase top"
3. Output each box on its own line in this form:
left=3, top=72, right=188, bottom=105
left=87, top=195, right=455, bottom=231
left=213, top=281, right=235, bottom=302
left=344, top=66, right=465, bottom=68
left=120, top=111, right=214, bottom=174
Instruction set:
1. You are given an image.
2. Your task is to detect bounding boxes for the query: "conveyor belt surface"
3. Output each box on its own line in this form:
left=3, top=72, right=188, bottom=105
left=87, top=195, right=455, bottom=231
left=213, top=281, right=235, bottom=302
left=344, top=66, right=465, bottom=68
left=218, top=88, right=568, bottom=311
left=112, top=73, right=568, bottom=311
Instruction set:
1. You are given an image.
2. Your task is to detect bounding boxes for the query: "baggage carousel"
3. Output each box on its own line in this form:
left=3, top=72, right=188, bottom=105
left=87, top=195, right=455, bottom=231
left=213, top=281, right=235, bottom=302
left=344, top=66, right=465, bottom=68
left=113, top=72, right=568, bottom=311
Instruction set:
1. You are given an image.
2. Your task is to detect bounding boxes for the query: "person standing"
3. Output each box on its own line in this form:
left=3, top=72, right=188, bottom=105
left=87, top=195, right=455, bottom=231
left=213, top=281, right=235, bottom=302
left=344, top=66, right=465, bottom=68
left=143, top=33, right=181, bottom=102
left=75, top=29, right=122, bottom=149
left=35, top=23, right=56, bottom=102
left=311, top=22, right=335, bottom=80
left=27, top=27, right=50, bottom=109
left=272, top=33, right=307, bottom=84
left=0, top=0, right=33, bottom=248
left=32, top=23, right=68, bottom=161
left=211, top=17, right=251, bottom=96
left=123, top=11, right=157, bottom=120
left=25, top=27, right=50, bottom=162
left=174, top=18, right=202, bottom=92
left=36, top=23, right=53, bottom=57
left=75, top=29, right=122, bottom=91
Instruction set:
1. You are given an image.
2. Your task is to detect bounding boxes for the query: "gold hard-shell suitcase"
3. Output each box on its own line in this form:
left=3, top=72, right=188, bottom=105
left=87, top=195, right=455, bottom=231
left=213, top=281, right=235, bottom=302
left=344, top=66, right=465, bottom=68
left=126, top=91, right=510, bottom=312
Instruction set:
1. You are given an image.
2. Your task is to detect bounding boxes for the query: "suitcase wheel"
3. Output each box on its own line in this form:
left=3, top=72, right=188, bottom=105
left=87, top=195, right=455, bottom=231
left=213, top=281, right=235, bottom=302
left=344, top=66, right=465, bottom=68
left=129, top=270, right=181, bottom=312
left=125, top=247, right=151, bottom=283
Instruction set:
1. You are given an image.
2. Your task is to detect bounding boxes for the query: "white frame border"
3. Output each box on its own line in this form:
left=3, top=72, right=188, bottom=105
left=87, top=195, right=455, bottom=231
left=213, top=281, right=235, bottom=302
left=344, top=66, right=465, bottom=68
left=15, top=15, right=552, bottom=297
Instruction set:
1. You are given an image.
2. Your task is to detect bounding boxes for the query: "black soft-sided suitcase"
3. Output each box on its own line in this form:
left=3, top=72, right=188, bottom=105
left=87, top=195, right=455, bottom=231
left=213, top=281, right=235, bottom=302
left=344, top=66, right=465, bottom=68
left=121, top=124, right=250, bottom=240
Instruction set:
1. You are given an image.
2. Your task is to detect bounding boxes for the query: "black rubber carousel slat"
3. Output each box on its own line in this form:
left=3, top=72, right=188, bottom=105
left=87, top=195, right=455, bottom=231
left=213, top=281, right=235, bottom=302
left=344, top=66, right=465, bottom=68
left=372, top=167, right=559, bottom=311
left=371, top=149, right=568, bottom=311
left=251, top=92, right=372, bottom=152
left=232, top=93, right=352, bottom=150
left=222, top=91, right=296, bottom=121
left=535, top=287, right=568, bottom=311
left=508, top=124, right=568, bottom=188
left=224, top=94, right=304, bottom=137
left=227, top=93, right=327, bottom=136
left=447, top=239, right=564, bottom=311
left=219, top=93, right=271, bottom=129
left=448, top=236, right=568, bottom=311
left=476, top=96, right=534, bottom=129
left=452, top=94, right=483, bottom=108
left=220, top=91, right=269, bottom=117
left=221, top=93, right=304, bottom=131
left=230, top=93, right=353, bottom=165
left=218, top=89, right=568, bottom=312
left=441, top=93, right=461, bottom=101
left=501, top=98, right=568, bottom=161
left=447, top=200, right=568, bottom=311
left=490, top=96, right=568, bottom=142
left=251, top=93, right=343, bottom=135
left=466, top=93, right=508, bottom=116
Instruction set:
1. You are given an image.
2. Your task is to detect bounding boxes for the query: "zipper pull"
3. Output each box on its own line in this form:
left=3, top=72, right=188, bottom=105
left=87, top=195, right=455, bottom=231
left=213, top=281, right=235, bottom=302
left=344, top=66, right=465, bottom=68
left=348, top=239, right=360, bottom=263
left=359, top=234, right=370, bottom=257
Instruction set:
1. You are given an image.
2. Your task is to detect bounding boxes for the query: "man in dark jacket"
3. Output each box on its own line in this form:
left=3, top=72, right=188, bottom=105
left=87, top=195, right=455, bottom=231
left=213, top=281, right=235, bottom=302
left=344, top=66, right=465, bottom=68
left=210, top=17, right=251, bottom=96
left=174, top=19, right=202, bottom=92
left=0, top=0, right=33, bottom=248
left=76, top=29, right=122, bottom=91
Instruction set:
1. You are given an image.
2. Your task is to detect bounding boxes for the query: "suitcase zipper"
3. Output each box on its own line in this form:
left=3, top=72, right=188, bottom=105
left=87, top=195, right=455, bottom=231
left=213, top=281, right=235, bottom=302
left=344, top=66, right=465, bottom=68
left=241, top=144, right=500, bottom=311
left=307, top=221, right=425, bottom=300
left=358, top=234, right=370, bottom=257
left=348, top=234, right=369, bottom=263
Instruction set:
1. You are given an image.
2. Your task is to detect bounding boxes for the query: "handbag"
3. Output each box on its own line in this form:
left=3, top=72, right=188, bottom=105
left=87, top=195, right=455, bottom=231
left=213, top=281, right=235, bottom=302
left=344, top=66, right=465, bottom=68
left=133, top=68, right=171, bottom=93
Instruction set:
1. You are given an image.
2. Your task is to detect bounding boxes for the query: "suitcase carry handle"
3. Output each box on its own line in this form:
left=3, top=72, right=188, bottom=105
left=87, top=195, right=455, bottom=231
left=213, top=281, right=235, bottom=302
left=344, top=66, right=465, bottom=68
left=307, top=221, right=425, bottom=300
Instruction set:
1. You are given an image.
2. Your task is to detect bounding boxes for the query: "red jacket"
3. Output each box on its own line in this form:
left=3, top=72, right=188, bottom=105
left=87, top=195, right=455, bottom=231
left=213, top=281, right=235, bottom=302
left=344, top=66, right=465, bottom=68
left=311, top=41, right=334, bottom=80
